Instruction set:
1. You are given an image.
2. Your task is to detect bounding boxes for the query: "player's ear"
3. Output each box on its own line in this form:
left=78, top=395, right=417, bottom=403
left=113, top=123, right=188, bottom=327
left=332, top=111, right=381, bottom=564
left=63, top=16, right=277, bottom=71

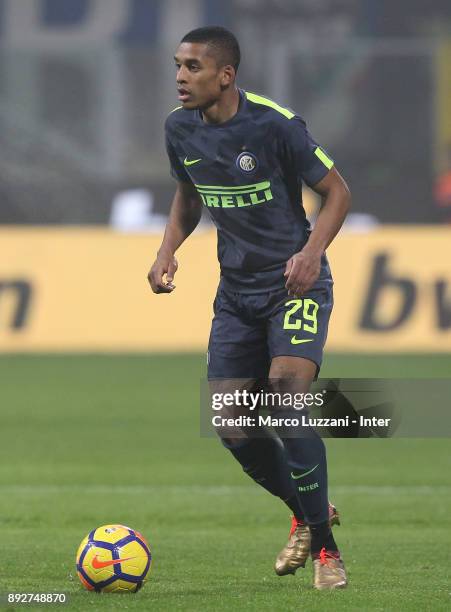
left=220, top=64, right=235, bottom=87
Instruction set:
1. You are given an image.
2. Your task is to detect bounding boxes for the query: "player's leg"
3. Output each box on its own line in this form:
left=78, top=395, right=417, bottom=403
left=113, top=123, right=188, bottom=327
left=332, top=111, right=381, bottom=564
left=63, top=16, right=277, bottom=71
left=208, top=286, right=305, bottom=520
left=269, top=358, right=334, bottom=534
left=269, top=356, right=346, bottom=589
left=267, top=286, right=346, bottom=589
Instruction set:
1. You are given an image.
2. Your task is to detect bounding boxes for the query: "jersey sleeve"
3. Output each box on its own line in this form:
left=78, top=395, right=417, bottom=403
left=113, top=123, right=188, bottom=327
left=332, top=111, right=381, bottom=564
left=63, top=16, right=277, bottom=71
left=165, top=123, right=191, bottom=183
left=280, top=116, right=334, bottom=187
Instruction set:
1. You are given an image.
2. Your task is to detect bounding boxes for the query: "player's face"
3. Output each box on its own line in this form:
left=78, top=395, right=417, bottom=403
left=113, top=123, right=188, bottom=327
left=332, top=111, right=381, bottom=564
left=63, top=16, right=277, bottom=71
left=174, top=42, right=230, bottom=110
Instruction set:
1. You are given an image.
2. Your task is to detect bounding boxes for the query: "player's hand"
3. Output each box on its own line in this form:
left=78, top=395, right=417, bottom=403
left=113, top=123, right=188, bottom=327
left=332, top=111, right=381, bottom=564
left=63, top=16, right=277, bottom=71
left=147, top=253, right=178, bottom=294
left=284, top=249, right=321, bottom=297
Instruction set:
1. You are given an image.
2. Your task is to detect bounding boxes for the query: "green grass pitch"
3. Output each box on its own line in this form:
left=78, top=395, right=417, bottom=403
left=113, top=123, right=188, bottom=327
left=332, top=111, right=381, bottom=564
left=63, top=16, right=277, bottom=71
left=0, top=354, right=450, bottom=611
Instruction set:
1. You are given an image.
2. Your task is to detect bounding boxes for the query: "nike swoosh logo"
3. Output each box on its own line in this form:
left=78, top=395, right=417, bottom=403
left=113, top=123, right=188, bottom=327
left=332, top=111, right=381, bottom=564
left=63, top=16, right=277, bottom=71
left=184, top=157, right=202, bottom=166
left=92, top=555, right=136, bottom=569
left=291, top=337, right=314, bottom=345
left=291, top=464, right=319, bottom=479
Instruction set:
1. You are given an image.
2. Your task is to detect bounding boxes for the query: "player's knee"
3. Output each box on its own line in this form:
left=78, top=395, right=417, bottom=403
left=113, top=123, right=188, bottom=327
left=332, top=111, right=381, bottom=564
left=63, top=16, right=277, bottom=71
left=269, top=356, right=317, bottom=381
left=270, top=364, right=298, bottom=378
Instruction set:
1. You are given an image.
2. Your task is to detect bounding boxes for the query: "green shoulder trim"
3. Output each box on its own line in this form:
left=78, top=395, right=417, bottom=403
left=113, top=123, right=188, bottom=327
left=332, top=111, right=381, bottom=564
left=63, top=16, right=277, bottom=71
left=314, top=146, right=334, bottom=170
left=169, top=105, right=183, bottom=114
left=245, top=91, right=294, bottom=119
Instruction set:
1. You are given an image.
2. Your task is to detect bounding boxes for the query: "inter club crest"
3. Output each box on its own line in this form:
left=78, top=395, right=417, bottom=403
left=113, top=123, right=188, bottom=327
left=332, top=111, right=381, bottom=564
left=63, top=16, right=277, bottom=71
left=236, top=151, right=258, bottom=173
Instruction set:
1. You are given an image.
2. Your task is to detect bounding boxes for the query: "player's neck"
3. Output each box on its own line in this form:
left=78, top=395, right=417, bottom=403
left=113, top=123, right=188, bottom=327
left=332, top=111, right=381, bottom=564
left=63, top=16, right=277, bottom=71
left=201, top=87, right=240, bottom=125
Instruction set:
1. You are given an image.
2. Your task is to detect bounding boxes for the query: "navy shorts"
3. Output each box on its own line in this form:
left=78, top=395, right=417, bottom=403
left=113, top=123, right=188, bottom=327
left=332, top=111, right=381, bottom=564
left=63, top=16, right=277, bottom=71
left=207, top=282, right=333, bottom=379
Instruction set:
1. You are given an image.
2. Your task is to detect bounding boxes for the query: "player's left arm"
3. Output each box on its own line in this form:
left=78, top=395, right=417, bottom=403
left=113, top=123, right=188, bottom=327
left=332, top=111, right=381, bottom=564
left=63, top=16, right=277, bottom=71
left=284, top=167, right=351, bottom=296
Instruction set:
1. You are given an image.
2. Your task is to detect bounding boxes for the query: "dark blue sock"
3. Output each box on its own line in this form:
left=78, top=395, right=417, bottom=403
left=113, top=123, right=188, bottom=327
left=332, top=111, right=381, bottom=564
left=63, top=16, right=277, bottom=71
left=310, top=521, right=338, bottom=554
left=222, top=436, right=305, bottom=520
left=280, top=425, right=329, bottom=525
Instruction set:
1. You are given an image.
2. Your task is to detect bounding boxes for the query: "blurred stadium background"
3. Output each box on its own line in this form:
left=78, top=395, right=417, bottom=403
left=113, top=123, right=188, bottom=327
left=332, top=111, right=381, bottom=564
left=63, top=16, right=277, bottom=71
left=0, top=1, right=450, bottom=610
left=1, top=0, right=450, bottom=352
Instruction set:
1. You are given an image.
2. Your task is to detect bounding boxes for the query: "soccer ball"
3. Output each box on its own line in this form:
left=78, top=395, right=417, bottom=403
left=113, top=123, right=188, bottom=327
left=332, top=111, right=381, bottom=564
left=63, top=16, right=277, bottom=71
left=76, top=524, right=152, bottom=593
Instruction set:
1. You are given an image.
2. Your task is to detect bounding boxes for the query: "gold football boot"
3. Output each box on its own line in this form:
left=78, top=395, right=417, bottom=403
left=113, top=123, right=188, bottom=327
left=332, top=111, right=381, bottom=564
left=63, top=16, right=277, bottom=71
left=274, top=503, right=340, bottom=576
left=313, top=547, right=347, bottom=590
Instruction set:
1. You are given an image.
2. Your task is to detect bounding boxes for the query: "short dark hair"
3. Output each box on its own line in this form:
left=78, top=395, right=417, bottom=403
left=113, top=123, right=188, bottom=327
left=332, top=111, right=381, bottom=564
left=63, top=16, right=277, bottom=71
left=181, top=26, right=241, bottom=73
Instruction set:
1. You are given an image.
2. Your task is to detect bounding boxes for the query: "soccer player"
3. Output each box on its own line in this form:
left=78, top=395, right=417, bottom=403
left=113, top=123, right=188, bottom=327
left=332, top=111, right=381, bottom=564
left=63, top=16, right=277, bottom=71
left=148, top=26, right=351, bottom=590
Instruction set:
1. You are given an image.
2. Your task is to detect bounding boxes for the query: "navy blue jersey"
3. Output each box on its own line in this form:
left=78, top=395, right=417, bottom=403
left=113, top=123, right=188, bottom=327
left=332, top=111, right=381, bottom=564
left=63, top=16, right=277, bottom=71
left=165, top=89, right=334, bottom=293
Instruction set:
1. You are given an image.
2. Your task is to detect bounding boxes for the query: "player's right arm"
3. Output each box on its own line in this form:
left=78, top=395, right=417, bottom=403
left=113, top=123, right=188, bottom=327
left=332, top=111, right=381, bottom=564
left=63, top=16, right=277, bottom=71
left=148, top=180, right=202, bottom=294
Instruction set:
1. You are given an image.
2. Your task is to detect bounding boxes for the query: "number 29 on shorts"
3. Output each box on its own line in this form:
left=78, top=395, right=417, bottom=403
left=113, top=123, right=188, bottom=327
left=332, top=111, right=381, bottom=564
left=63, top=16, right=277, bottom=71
left=283, top=298, right=319, bottom=334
